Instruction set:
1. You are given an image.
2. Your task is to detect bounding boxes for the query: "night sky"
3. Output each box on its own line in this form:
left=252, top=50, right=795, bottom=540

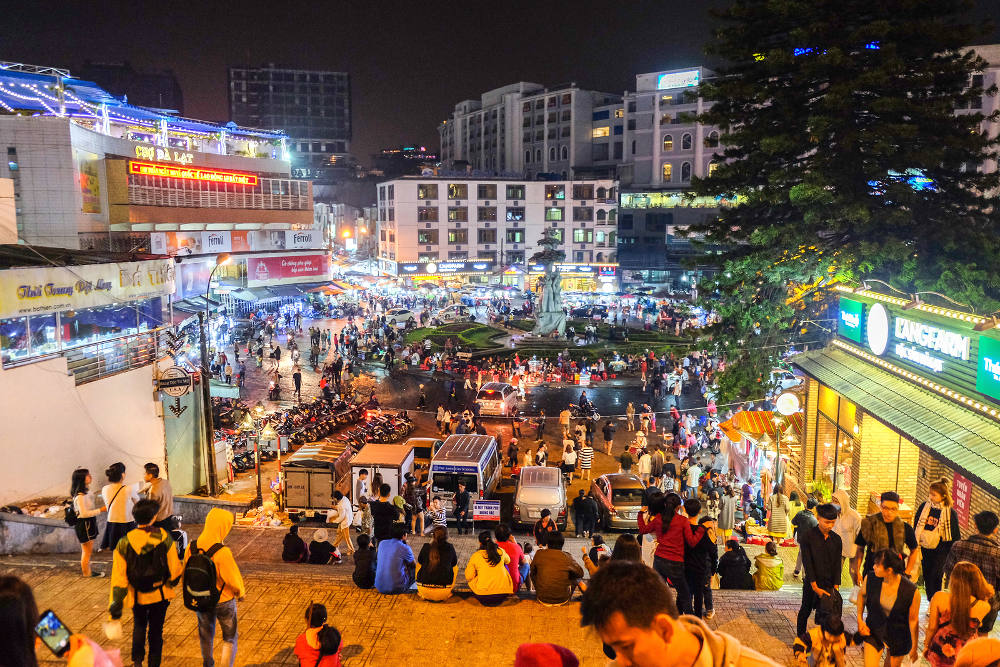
left=4, top=0, right=1000, bottom=164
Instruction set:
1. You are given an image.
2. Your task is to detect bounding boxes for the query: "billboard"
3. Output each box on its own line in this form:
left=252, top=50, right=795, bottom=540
left=74, top=149, right=102, bottom=214
left=837, top=297, right=864, bottom=343
left=246, top=254, right=330, bottom=286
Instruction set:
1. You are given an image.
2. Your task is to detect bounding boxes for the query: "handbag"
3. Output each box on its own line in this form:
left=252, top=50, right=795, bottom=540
left=918, top=527, right=941, bottom=549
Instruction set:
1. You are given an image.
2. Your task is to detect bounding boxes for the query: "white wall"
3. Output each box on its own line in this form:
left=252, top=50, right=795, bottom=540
left=0, top=357, right=165, bottom=505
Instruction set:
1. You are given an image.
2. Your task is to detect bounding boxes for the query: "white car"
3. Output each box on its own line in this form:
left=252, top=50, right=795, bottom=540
left=385, top=308, right=416, bottom=328
left=436, top=304, right=473, bottom=322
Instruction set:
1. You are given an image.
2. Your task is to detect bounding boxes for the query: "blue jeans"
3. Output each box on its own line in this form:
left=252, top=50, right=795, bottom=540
left=196, top=598, right=238, bottom=667
left=518, top=563, right=531, bottom=591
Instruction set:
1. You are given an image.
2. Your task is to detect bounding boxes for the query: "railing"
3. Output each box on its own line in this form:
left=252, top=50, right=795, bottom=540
left=128, top=184, right=311, bottom=211
left=63, top=327, right=171, bottom=386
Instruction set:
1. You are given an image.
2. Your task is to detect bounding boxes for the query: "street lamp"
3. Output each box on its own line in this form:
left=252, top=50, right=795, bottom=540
left=239, top=401, right=268, bottom=508
left=198, top=252, right=232, bottom=496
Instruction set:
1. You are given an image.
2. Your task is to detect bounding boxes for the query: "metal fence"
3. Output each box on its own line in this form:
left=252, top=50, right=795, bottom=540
left=64, top=328, right=171, bottom=385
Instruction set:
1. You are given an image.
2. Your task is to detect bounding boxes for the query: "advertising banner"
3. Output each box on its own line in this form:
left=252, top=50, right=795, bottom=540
left=0, top=259, right=175, bottom=319
left=837, top=297, right=864, bottom=343
left=74, top=149, right=102, bottom=214
left=975, top=335, right=1000, bottom=403
left=246, top=254, right=330, bottom=286
left=285, top=229, right=320, bottom=249
left=953, top=472, right=973, bottom=528
left=175, top=260, right=212, bottom=300
left=397, top=259, right=495, bottom=276
left=148, top=230, right=318, bottom=257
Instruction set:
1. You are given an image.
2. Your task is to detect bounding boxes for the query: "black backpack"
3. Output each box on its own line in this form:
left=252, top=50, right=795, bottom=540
left=63, top=499, right=77, bottom=527
left=125, top=538, right=171, bottom=595
left=183, top=543, right=224, bottom=612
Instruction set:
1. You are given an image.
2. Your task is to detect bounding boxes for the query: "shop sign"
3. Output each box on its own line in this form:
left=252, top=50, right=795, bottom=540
left=285, top=229, right=321, bottom=249
left=838, top=297, right=864, bottom=343
left=894, top=317, right=970, bottom=361
left=619, top=191, right=743, bottom=210
left=975, top=336, right=1000, bottom=402
left=246, top=254, right=330, bottom=286
left=953, top=472, right=972, bottom=528
left=133, top=145, right=194, bottom=165
left=74, top=149, right=102, bottom=214
left=128, top=161, right=257, bottom=186
left=0, top=259, right=175, bottom=319
left=472, top=500, right=501, bottom=521
left=396, top=260, right=495, bottom=276
left=657, top=69, right=700, bottom=89
left=865, top=303, right=891, bottom=356
left=157, top=366, right=191, bottom=397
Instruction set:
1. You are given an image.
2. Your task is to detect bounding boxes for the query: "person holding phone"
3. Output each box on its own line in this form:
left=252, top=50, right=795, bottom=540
left=71, top=468, right=106, bottom=578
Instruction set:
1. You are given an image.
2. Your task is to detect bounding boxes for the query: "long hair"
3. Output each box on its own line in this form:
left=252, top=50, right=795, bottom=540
left=428, top=526, right=449, bottom=570
left=0, top=576, right=39, bottom=667
left=652, top=492, right=683, bottom=532
left=949, top=561, right=996, bottom=640
left=70, top=468, right=89, bottom=497
left=478, top=530, right=502, bottom=567
left=929, top=478, right=953, bottom=507
left=610, top=534, right=642, bottom=561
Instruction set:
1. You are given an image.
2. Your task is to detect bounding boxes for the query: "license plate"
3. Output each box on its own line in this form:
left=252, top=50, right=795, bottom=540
left=623, top=512, right=636, bottom=519
left=528, top=511, right=540, bottom=519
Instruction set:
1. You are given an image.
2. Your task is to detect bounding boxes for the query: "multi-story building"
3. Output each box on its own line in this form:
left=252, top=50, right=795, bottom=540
left=77, top=60, right=184, bottom=113
left=228, top=64, right=351, bottom=182
left=376, top=177, right=618, bottom=292
left=438, top=83, right=622, bottom=179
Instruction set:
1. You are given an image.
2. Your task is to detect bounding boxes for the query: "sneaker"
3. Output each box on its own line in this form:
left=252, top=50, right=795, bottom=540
left=792, top=571, right=801, bottom=580
left=89, top=571, right=106, bottom=578
left=705, top=610, right=715, bottom=619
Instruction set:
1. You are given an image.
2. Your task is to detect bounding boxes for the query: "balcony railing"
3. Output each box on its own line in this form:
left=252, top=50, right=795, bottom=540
left=63, top=328, right=171, bottom=386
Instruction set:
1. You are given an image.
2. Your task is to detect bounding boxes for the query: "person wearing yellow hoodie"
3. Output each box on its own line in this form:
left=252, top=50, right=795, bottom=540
left=188, top=507, right=246, bottom=667
left=108, top=498, right=183, bottom=667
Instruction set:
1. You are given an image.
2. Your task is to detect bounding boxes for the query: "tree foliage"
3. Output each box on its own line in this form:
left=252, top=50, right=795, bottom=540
left=689, top=0, right=1000, bottom=401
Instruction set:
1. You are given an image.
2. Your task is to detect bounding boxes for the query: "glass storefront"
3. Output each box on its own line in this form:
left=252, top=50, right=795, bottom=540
left=1, top=297, right=165, bottom=365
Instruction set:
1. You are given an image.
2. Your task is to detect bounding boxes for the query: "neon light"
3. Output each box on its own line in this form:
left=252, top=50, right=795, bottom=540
left=128, top=161, right=258, bottom=186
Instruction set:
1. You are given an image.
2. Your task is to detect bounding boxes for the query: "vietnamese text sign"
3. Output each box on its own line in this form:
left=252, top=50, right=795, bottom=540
left=953, top=472, right=973, bottom=528
left=246, top=254, right=330, bottom=286
left=976, top=336, right=1000, bottom=402
left=472, top=500, right=501, bottom=521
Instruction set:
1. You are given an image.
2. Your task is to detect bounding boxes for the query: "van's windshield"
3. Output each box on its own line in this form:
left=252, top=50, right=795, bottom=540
left=517, top=487, right=560, bottom=505
left=432, top=473, right=478, bottom=493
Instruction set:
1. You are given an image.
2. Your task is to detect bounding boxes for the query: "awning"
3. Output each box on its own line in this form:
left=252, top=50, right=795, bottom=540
left=793, top=347, right=1000, bottom=495
left=209, top=379, right=241, bottom=399
left=307, top=285, right=343, bottom=296
left=267, top=284, right=304, bottom=297
left=172, top=300, right=200, bottom=313
left=229, top=289, right=258, bottom=301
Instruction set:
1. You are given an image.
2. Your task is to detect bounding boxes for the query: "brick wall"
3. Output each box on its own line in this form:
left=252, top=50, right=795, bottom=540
left=916, top=449, right=1000, bottom=539
left=799, top=378, right=820, bottom=488
left=853, top=416, right=919, bottom=513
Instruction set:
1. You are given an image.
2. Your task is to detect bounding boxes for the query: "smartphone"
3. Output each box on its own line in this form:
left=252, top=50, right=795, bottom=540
left=34, top=609, right=72, bottom=657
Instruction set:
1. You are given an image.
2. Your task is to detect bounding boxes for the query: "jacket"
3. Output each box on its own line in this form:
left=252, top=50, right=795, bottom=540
left=464, top=549, right=512, bottom=596
left=685, top=525, right=719, bottom=578
left=793, top=626, right=848, bottom=667
left=832, top=489, right=861, bottom=559
left=327, top=496, right=354, bottom=527
left=109, top=526, right=183, bottom=618
left=188, top=508, right=245, bottom=603
left=717, top=494, right=736, bottom=531
left=680, top=615, right=781, bottom=667
left=637, top=511, right=704, bottom=562
left=753, top=554, right=784, bottom=591
left=529, top=548, right=584, bottom=604
left=718, top=548, right=754, bottom=590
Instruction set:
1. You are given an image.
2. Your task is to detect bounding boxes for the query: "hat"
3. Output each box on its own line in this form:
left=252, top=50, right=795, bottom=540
left=514, top=644, right=579, bottom=667
left=313, top=528, right=329, bottom=543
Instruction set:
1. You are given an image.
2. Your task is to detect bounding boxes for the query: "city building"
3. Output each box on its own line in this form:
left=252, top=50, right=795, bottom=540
left=788, top=288, right=1000, bottom=525
left=228, top=64, right=351, bottom=182
left=376, top=177, right=618, bottom=291
left=438, top=83, right=622, bottom=179
left=77, top=60, right=184, bottom=113
left=373, top=145, right=438, bottom=178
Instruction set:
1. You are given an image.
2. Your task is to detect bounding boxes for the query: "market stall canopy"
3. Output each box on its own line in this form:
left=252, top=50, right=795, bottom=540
left=332, top=279, right=363, bottom=290
left=794, top=347, right=1000, bottom=496
left=209, top=379, right=240, bottom=399
left=307, top=285, right=343, bottom=296
left=720, top=410, right=803, bottom=454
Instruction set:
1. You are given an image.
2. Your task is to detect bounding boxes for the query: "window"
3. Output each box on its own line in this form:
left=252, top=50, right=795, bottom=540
left=522, top=102, right=531, bottom=112
left=663, top=163, right=673, bottom=181
left=448, top=183, right=468, bottom=199
left=551, top=228, right=564, bottom=242
left=477, top=206, right=497, bottom=221
left=593, top=110, right=610, bottom=121
left=619, top=214, right=634, bottom=230
left=660, top=94, right=673, bottom=105
left=477, top=184, right=497, bottom=199
left=506, top=207, right=525, bottom=221
left=615, top=108, right=624, bottom=118
left=663, top=135, right=673, bottom=151
left=705, top=131, right=720, bottom=148
left=418, top=252, right=439, bottom=262
left=417, top=183, right=438, bottom=199
left=548, top=111, right=557, bottom=123
left=573, top=206, right=594, bottom=221
left=388, top=185, right=394, bottom=199
left=448, top=251, right=468, bottom=260
left=417, top=229, right=439, bottom=244
left=573, top=229, right=594, bottom=243
left=545, top=184, right=565, bottom=200
left=660, top=113, right=671, bottom=125
left=535, top=149, right=542, bottom=162
left=477, top=250, right=496, bottom=260
left=682, top=133, right=692, bottom=150
left=505, top=229, right=525, bottom=243
left=535, top=130, right=543, bottom=141
left=573, top=184, right=594, bottom=200
left=596, top=231, right=605, bottom=243
left=448, top=229, right=468, bottom=244
left=545, top=207, right=564, bottom=221
left=549, top=147, right=556, bottom=161
left=560, top=146, right=569, bottom=159
left=627, top=119, right=636, bottom=130
left=614, top=142, right=623, bottom=159
left=561, top=127, right=571, bottom=138
left=708, top=162, right=719, bottom=176
left=447, top=207, right=468, bottom=222
left=574, top=251, right=585, bottom=262
left=596, top=209, right=607, bottom=221
left=535, top=100, right=544, bottom=110
left=593, top=144, right=609, bottom=161
left=506, top=184, right=525, bottom=200
left=628, top=101, right=636, bottom=112
left=681, top=162, right=692, bottom=181
left=524, top=150, right=531, bottom=163
left=478, top=229, right=497, bottom=244
left=417, top=207, right=439, bottom=222
left=562, top=93, right=571, bottom=104
left=631, top=140, right=636, bottom=154
left=507, top=250, right=525, bottom=264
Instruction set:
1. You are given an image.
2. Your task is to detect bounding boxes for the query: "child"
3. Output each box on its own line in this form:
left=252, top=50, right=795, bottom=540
left=793, top=615, right=852, bottom=667
left=352, top=535, right=376, bottom=589
left=521, top=543, right=534, bottom=593
left=357, top=498, right=373, bottom=538
left=294, top=602, right=343, bottom=667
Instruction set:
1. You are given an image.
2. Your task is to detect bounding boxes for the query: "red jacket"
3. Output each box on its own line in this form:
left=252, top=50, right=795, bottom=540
left=637, top=512, right=704, bottom=562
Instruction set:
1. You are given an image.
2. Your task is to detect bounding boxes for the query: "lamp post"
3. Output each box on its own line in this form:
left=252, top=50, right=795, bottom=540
left=238, top=401, right=267, bottom=508
left=198, top=252, right=231, bottom=496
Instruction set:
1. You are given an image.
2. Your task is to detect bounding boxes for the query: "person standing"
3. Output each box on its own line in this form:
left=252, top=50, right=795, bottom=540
left=100, top=463, right=139, bottom=552
left=625, top=402, right=636, bottom=431
left=535, top=409, right=546, bottom=441
left=943, top=510, right=1000, bottom=636
left=637, top=492, right=705, bottom=615
left=108, top=499, right=183, bottom=667
left=141, top=463, right=174, bottom=533
left=856, top=549, right=920, bottom=667
left=832, top=488, right=862, bottom=587
left=189, top=509, right=245, bottom=667
left=292, top=362, right=302, bottom=402
left=370, top=484, right=401, bottom=544
left=923, top=562, right=995, bottom=666
left=717, top=486, right=737, bottom=543
left=579, top=442, right=594, bottom=482
left=914, top=478, right=961, bottom=601
left=852, top=491, right=919, bottom=585
left=326, top=491, right=355, bottom=556
left=70, top=468, right=106, bottom=578
left=683, top=510, right=718, bottom=619
left=559, top=408, right=572, bottom=438
left=685, top=460, right=702, bottom=501
left=791, top=499, right=819, bottom=580
left=796, top=503, right=843, bottom=637
left=765, top=484, right=790, bottom=539
left=454, top=482, right=471, bottom=535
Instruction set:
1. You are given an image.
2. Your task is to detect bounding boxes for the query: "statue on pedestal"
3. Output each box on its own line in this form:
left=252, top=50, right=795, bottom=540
left=530, top=229, right=566, bottom=337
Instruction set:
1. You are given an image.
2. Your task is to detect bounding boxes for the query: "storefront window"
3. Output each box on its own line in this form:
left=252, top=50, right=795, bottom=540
left=61, top=304, right=138, bottom=349
left=813, top=387, right=856, bottom=496
left=29, top=314, right=59, bottom=357
left=0, top=317, right=28, bottom=364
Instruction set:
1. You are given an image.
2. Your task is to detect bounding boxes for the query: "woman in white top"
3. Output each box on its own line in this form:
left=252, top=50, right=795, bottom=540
left=70, top=468, right=106, bottom=577
left=100, top=463, right=140, bottom=551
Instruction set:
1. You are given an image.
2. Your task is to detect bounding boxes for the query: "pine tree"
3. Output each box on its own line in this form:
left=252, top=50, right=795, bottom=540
left=689, top=0, right=1000, bottom=401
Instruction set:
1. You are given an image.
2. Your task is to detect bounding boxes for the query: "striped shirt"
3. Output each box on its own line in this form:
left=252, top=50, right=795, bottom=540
left=427, top=508, right=447, bottom=528
left=579, top=446, right=594, bottom=469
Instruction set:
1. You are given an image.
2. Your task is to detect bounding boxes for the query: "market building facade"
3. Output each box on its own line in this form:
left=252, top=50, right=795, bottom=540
left=790, top=287, right=1000, bottom=529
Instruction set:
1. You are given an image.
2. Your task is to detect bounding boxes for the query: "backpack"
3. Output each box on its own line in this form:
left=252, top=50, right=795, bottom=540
left=125, top=538, right=171, bottom=596
left=183, top=543, right=224, bottom=612
left=64, top=498, right=78, bottom=527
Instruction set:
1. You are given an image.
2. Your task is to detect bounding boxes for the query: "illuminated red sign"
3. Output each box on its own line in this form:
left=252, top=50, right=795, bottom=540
left=128, top=161, right=259, bottom=186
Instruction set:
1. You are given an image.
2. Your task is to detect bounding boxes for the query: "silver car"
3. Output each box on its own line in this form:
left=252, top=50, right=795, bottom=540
left=513, top=466, right=567, bottom=530
left=590, top=473, right=645, bottom=530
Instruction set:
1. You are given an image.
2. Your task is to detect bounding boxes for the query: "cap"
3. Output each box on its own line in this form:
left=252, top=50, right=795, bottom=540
left=514, top=644, right=579, bottom=667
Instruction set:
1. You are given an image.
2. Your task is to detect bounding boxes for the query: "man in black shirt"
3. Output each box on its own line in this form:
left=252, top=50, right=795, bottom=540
left=454, top=482, right=471, bottom=535
left=852, top=491, right=918, bottom=583
left=369, top=483, right=401, bottom=544
left=797, top=503, right=843, bottom=635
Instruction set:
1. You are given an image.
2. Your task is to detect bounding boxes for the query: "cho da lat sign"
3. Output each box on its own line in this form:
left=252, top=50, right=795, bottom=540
left=837, top=294, right=1000, bottom=406
left=0, top=259, right=176, bottom=319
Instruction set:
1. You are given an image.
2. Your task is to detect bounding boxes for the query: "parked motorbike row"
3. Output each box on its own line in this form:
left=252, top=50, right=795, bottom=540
left=335, top=412, right=415, bottom=449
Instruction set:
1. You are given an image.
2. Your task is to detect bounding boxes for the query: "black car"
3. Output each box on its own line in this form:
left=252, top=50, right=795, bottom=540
left=569, top=304, right=609, bottom=318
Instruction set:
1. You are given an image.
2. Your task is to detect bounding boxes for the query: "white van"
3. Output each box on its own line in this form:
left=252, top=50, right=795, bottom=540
left=513, top=466, right=568, bottom=530
left=475, top=382, right=518, bottom=416
left=428, top=434, right=501, bottom=515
